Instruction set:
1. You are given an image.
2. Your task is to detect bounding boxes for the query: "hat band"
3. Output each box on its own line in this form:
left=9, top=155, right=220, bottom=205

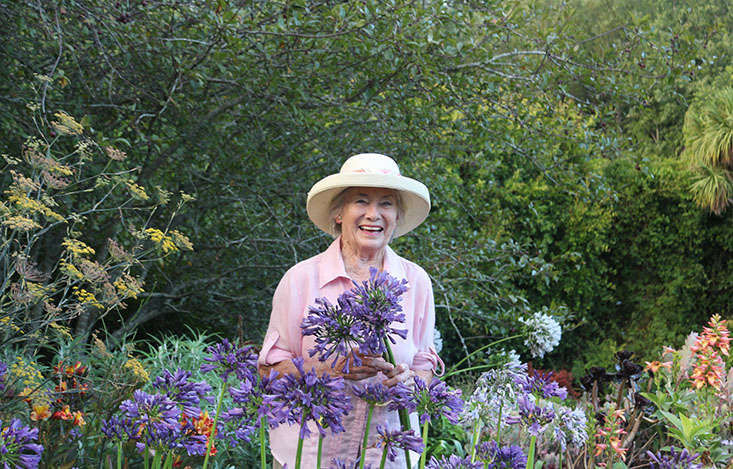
left=345, top=168, right=399, bottom=176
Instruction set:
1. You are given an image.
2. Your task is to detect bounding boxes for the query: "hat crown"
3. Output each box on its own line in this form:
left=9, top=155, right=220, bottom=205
left=340, top=153, right=401, bottom=176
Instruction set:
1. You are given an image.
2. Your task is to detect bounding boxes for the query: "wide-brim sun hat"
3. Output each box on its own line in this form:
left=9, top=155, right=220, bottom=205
left=307, top=153, right=431, bottom=238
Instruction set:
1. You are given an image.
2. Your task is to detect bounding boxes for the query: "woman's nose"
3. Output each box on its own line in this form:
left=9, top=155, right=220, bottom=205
left=365, top=202, right=380, bottom=219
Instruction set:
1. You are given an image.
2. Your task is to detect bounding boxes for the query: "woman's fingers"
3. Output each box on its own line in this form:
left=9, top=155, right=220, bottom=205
left=382, top=364, right=413, bottom=387
left=361, top=355, right=395, bottom=374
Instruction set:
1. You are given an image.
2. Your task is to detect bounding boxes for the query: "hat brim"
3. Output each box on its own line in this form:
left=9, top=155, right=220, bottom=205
left=306, top=173, right=430, bottom=238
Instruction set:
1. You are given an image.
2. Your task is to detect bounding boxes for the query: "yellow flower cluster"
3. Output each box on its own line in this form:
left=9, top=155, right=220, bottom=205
left=170, top=229, right=194, bottom=251
left=1, top=215, right=41, bottom=231
left=51, top=111, right=84, bottom=135
left=114, top=273, right=144, bottom=299
left=124, top=357, right=150, bottom=382
left=24, top=282, right=51, bottom=301
left=59, top=260, right=84, bottom=280
left=127, top=181, right=150, bottom=201
left=72, top=286, right=103, bottom=309
left=62, top=238, right=95, bottom=259
left=145, top=228, right=177, bottom=253
left=10, top=356, right=44, bottom=389
left=49, top=322, right=73, bottom=341
left=5, top=185, right=64, bottom=222
left=0, top=315, right=23, bottom=333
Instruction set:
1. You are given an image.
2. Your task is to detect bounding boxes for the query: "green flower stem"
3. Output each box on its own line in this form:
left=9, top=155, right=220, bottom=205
left=379, top=445, right=389, bottom=469
left=295, top=427, right=305, bottom=469
left=152, top=450, right=162, bottom=469
left=557, top=450, right=562, bottom=469
left=260, top=415, right=267, bottom=469
left=444, top=334, right=524, bottom=377
left=383, top=340, right=411, bottom=469
left=163, top=453, right=174, bottom=469
left=496, top=405, right=503, bottom=445
left=359, top=404, right=375, bottom=469
left=419, top=420, right=430, bottom=469
left=469, top=419, right=482, bottom=462
left=317, top=434, right=324, bottom=469
left=144, top=444, right=150, bottom=469
left=525, top=435, right=536, bottom=469
left=116, top=442, right=122, bottom=469
left=202, top=381, right=228, bottom=469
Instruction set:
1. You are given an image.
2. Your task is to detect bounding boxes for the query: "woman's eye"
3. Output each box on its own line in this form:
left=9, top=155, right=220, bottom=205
left=381, top=201, right=393, bottom=207
left=356, top=199, right=368, bottom=204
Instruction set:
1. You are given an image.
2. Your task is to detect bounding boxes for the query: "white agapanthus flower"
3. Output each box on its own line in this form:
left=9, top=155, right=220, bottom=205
left=519, top=311, right=562, bottom=359
left=433, top=328, right=443, bottom=354
left=549, top=403, right=589, bottom=451
left=461, top=361, right=527, bottom=428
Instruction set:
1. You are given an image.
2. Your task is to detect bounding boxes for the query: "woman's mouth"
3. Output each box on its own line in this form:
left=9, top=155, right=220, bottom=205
left=359, top=225, right=383, bottom=233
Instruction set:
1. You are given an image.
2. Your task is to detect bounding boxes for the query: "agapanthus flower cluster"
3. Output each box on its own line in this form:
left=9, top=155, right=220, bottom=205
left=505, top=394, right=555, bottom=436
left=462, top=361, right=526, bottom=428
left=426, top=454, right=482, bottom=469
left=375, top=424, right=424, bottom=462
left=475, top=441, right=526, bottom=469
left=689, top=314, right=729, bottom=390
left=220, top=369, right=275, bottom=445
left=200, top=339, right=258, bottom=383
left=515, top=369, right=568, bottom=400
left=549, top=404, right=588, bottom=451
left=391, top=376, right=463, bottom=425
left=103, top=366, right=219, bottom=457
left=153, top=368, right=214, bottom=417
left=352, top=382, right=393, bottom=405
left=265, top=357, right=352, bottom=439
left=0, top=418, right=44, bottom=469
left=646, top=446, right=702, bottom=469
left=518, top=311, right=562, bottom=359
left=302, top=268, right=408, bottom=373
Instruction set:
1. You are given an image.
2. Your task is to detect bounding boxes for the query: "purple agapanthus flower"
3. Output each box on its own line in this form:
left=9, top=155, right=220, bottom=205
left=352, top=382, right=393, bottom=405
left=392, top=377, right=463, bottom=425
left=476, top=441, right=527, bottom=469
left=302, top=295, right=364, bottom=373
left=0, top=418, right=44, bottom=469
left=0, top=362, right=7, bottom=392
left=219, top=370, right=277, bottom=445
left=505, top=394, right=555, bottom=436
left=346, top=268, right=409, bottom=356
left=117, top=390, right=182, bottom=452
left=302, top=268, right=409, bottom=373
left=376, top=424, right=425, bottom=462
left=426, top=454, right=483, bottom=469
left=200, top=339, right=258, bottom=383
left=153, top=368, right=214, bottom=417
left=515, top=369, right=568, bottom=400
left=647, top=447, right=702, bottom=469
left=265, top=358, right=352, bottom=439
left=101, top=414, right=136, bottom=441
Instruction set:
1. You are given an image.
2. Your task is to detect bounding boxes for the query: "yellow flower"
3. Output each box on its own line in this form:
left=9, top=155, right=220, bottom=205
left=1, top=216, right=41, bottom=231
left=51, top=111, right=83, bottom=135
left=62, top=238, right=95, bottom=259
left=124, top=357, right=150, bottom=382
left=127, top=181, right=150, bottom=201
left=145, top=228, right=178, bottom=253
left=72, top=286, right=103, bottom=309
left=59, top=260, right=85, bottom=280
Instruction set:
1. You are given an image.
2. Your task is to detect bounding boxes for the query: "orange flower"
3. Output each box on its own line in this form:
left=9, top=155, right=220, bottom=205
left=71, top=410, right=86, bottom=427
left=609, top=436, right=628, bottom=461
left=52, top=404, right=72, bottom=420
left=30, top=404, right=51, bottom=421
left=645, top=361, right=672, bottom=373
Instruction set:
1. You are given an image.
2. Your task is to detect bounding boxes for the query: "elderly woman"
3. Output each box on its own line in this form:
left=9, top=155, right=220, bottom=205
left=258, top=154, right=443, bottom=468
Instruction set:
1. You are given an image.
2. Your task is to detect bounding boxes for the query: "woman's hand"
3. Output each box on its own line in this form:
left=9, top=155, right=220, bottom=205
left=329, top=353, right=394, bottom=381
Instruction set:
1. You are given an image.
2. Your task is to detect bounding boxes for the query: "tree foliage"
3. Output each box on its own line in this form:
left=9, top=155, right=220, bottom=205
left=1, top=0, right=730, bottom=374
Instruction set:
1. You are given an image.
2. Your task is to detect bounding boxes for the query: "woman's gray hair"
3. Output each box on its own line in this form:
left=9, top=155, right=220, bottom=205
left=328, top=187, right=404, bottom=238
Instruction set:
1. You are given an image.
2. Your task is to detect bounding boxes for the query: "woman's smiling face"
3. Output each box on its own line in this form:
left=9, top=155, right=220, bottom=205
left=337, top=187, right=399, bottom=255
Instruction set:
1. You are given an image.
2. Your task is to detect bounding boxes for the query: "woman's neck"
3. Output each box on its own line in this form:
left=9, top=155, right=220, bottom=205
left=340, top=239, right=385, bottom=282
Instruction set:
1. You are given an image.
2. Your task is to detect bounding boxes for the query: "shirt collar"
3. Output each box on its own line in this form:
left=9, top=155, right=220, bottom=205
left=318, top=237, right=407, bottom=288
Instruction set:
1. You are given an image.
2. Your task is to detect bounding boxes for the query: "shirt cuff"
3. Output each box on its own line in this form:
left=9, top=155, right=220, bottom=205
left=258, top=330, right=296, bottom=366
left=411, top=346, right=445, bottom=377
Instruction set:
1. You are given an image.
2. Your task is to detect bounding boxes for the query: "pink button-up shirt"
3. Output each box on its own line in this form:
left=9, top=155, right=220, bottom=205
left=259, top=237, right=444, bottom=468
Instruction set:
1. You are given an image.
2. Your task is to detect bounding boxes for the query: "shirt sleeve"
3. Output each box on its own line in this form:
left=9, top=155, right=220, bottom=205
left=410, top=269, right=445, bottom=376
left=258, top=269, right=299, bottom=367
